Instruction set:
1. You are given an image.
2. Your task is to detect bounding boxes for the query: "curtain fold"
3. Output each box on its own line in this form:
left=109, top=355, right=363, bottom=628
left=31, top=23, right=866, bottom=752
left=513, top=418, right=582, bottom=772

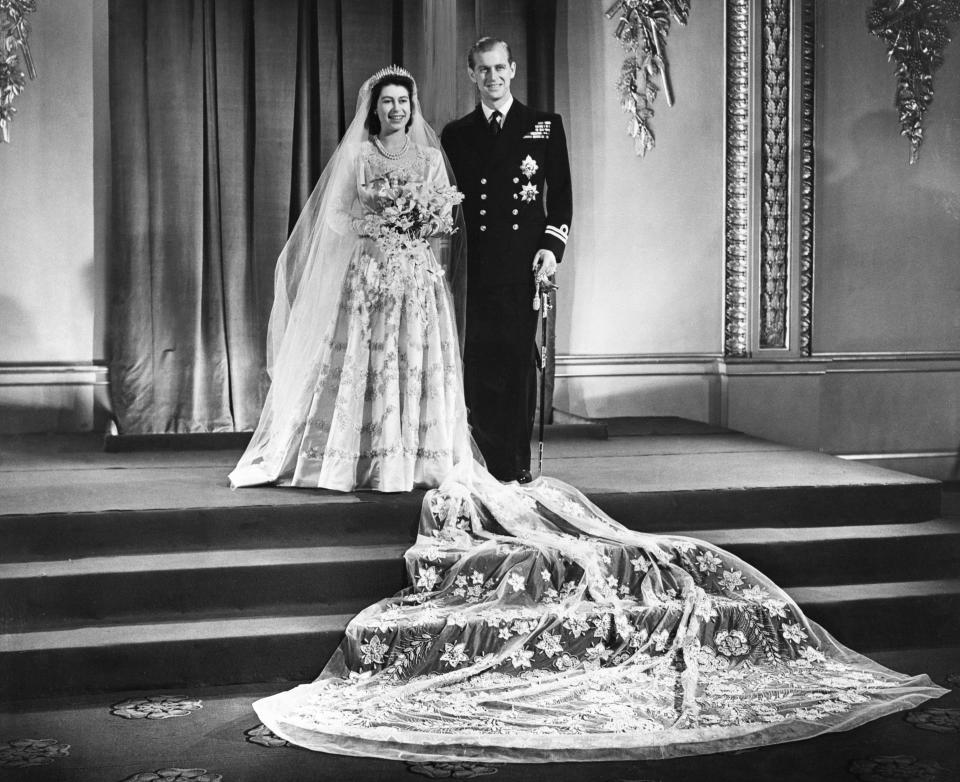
left=110, top=0, right=226, bottom=433
left=210, top=0, right=260, bottom=427
left=109, top=0, right=558, bottom=434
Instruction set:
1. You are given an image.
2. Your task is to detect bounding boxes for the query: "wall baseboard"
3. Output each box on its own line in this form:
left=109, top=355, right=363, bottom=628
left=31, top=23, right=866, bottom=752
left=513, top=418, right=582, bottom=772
left=838, top=452, right=960, bottom=482
left=554, top=353, right=960, bottom=481
left=0, top=362, right=108, bottom=382
left=0, top=363, right=109, bottom=434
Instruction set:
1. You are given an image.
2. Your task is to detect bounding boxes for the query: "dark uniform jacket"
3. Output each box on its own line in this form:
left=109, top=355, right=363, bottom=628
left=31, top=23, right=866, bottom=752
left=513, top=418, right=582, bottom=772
left=441, top=100, right=573, bottom=290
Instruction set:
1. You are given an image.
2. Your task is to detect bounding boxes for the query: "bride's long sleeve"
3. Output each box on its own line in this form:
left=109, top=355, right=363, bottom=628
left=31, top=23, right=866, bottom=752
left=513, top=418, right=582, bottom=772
left=425, top=146, right=468, bottom=347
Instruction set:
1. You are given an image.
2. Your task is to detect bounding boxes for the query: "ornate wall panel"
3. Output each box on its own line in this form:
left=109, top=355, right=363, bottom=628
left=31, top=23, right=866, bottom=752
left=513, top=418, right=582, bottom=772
left=724, top=0, right=750, bottom=358
left=759, top=0, right=790, bottom=349
left=724, top=0, right=815, bottom=357
left=798, top=0, right=815, bottom=356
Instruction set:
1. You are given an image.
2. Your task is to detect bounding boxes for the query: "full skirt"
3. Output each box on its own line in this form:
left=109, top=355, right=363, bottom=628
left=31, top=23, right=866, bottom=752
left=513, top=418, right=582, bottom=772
left=238, top=243, right=472, bottom=493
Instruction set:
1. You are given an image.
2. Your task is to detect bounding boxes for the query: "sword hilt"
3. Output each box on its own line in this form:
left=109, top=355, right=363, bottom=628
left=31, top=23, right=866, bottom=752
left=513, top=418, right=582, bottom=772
left=533, top=275, right=557, bottom=311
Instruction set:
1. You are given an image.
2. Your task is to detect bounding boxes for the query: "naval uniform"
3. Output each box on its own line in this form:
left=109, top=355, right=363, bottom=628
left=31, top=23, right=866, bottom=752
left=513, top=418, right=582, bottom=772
left=441, top=99, right=572, bottom=480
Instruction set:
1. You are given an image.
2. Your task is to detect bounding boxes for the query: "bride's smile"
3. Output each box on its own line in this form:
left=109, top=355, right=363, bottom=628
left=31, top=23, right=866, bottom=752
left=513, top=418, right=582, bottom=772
left=377, top=85, right=410, bottom=138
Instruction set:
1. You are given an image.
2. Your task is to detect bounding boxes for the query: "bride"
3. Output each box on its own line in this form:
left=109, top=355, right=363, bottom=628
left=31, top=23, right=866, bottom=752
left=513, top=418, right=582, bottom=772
left=240, top=68, right=946, bottom=761
left=229, top=67, right=472, bottom=492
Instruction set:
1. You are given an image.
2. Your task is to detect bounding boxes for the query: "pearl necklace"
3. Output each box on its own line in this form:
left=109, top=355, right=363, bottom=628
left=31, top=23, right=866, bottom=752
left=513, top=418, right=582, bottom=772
left=374, top=135, right=409, bottom=160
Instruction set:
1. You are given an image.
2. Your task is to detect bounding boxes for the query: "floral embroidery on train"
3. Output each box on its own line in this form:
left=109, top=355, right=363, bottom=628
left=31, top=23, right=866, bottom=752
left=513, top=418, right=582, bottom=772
left=256, top=473, right=944, bottom=755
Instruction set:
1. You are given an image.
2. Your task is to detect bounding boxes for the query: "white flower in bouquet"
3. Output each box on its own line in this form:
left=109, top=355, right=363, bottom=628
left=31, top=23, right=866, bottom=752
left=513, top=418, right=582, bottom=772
left=354, top=174, right=464, bottom=263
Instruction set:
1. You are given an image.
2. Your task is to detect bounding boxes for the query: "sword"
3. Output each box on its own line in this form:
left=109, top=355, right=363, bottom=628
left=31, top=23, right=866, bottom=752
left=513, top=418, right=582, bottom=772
left=534, top=276, right=557, bottom=476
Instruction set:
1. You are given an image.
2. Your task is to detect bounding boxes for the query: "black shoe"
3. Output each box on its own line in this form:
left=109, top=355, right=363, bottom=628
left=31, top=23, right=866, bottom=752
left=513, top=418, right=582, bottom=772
left=516, top=469, right=533, bottom=484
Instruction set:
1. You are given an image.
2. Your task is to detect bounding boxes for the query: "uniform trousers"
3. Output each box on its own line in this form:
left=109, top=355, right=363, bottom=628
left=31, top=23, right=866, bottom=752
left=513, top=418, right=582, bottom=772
left=463, top=281, right=540, bottom=481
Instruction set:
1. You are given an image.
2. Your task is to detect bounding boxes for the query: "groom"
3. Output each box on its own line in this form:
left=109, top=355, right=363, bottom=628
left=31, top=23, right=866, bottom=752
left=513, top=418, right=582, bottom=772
left=442, top=37, right=572, bottom=483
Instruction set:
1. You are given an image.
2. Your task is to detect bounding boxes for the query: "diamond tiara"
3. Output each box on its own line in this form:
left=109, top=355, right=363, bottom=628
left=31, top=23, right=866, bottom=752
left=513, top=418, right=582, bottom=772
left=368, top=65, right=414, bottom=85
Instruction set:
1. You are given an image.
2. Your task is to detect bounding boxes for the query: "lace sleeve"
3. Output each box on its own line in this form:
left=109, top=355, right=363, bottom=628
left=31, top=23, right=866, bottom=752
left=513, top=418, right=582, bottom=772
left=324, top=150, right=365, bottom=236
left=426, top=146, right=451, bottom=189
left=425, top=146, right=453, bottom=259
left=426, top=145, right=468, bottom=354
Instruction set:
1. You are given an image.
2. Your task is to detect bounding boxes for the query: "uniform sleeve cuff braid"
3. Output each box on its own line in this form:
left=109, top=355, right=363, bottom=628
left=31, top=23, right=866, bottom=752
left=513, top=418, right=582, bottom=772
left=544, top=224, right=569, bottom=245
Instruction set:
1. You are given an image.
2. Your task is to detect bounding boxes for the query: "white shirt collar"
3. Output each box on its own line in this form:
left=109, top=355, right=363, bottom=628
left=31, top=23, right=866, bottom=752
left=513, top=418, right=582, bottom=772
left=481, top=96, right=513, bottom=125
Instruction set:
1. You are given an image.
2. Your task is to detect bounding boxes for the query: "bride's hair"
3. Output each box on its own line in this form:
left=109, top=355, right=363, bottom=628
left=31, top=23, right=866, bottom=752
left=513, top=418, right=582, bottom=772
left=365, top=74, right=416, bottom=135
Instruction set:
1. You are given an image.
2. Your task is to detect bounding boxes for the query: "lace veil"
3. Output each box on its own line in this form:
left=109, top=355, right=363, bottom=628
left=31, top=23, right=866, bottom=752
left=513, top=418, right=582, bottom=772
left=230, top=67, right=468, bottom=486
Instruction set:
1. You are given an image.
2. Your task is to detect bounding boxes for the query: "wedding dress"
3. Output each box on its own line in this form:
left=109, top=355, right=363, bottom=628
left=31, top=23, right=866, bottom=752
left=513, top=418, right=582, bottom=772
left=248, top=69, right=946, bottom=761
left=229, top=71, right=472, bottom=492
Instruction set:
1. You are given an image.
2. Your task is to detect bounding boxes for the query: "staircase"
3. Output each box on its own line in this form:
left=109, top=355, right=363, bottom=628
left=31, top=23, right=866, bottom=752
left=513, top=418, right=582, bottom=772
left=2, top=426, right=959, bottom=700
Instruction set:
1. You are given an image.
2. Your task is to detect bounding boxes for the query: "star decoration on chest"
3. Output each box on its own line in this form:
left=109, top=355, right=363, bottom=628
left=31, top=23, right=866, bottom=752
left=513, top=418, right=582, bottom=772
left=520, top=182, right=539, bottom=203
left=520, top=155, right=539, bottom=179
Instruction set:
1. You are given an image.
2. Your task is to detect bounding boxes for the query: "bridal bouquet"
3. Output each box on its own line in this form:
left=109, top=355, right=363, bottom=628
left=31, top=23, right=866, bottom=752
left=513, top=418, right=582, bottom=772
left=353, top=175, right=464, bottom=262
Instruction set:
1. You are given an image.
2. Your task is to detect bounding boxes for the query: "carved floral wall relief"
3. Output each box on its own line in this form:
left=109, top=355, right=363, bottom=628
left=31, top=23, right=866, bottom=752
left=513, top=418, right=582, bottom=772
left=724, top=0, right=750, bottom=357
left=759, top=0, right=790, bottom=349
left=605, top=0, right=691, bottom=157
left=868, top=0, right=959, bottom=164
left=0, top=0, right=37, bottom=143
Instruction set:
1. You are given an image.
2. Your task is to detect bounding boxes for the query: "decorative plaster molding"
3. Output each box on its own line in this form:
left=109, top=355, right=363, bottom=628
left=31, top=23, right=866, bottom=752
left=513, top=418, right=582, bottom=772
left=724, top=0, right=751, bottom=358
left=798, top=0, right=815, bottom=356
left=555, top=354, right=721, bottom=379
left=556, top=354, right=723, bottom=365
left=759, top=0, right=790, bottom=349
left=725, top=0, right=817, bottom=357
left=813, top=351, right=960, bottom=361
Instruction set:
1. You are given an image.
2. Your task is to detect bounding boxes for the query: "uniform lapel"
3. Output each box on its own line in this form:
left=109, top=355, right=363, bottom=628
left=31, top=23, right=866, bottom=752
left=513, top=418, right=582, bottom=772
left=488, top=100, right=527, bottom=168
left=470, top=103, right=493, bottom=156
left=469, top=104, right=488, bottom=141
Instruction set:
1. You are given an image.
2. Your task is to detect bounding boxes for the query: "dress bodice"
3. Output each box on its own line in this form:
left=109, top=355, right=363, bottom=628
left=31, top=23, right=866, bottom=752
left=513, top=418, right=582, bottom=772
left=358, top=140, right=443, bottom=213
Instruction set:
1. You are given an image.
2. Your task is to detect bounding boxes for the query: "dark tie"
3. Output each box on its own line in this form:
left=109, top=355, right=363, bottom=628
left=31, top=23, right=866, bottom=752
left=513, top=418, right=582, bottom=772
left=488, top=109, right=502, bottom=136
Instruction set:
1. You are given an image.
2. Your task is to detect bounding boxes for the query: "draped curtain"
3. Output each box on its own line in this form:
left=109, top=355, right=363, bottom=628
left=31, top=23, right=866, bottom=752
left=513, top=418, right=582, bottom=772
left=109, top=0, right=559, bottom=434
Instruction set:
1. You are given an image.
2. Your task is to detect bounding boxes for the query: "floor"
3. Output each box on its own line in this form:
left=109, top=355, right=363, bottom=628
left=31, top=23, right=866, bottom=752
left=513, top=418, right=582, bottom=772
left=0, top=422, right=931, bottom=517
left=1, top=648, right=958, bottom=781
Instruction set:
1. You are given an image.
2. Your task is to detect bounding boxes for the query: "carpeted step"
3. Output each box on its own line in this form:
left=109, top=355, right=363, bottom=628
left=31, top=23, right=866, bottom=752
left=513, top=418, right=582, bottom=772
left=4, top=520, right=959, bottom=636
left=942, top=481, right=960, bottom=517
left=686, top=518, right=960, bottom=587
left=0, top=497, right=425, bottom=563
left=2, top=427, right=950, bottom=702
left=4, top=578, right=959, bottom=699
left=789, top=579, right=960, bottom=651
left=0, top=613, right=351, bottom=698
left=0, top=545, right=408, bottom=634
left=592, top=482, right=941, bottom=533
left=0, top=481, right=941, bottom=564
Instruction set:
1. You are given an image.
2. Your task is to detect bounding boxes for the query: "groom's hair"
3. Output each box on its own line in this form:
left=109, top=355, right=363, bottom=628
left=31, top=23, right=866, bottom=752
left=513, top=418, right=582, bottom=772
left=467, top=36, right=513, bottom=69
left=365, top=74, right=416, bottom=135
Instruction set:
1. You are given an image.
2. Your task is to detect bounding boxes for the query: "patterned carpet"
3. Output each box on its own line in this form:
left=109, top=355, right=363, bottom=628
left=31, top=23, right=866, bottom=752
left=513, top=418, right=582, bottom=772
left=1, top=647, right=957, bottom=782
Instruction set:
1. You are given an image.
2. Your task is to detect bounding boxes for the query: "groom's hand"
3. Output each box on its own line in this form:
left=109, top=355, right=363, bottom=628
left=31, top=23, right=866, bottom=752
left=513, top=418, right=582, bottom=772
left=532, top=249, right=557, bottom=280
